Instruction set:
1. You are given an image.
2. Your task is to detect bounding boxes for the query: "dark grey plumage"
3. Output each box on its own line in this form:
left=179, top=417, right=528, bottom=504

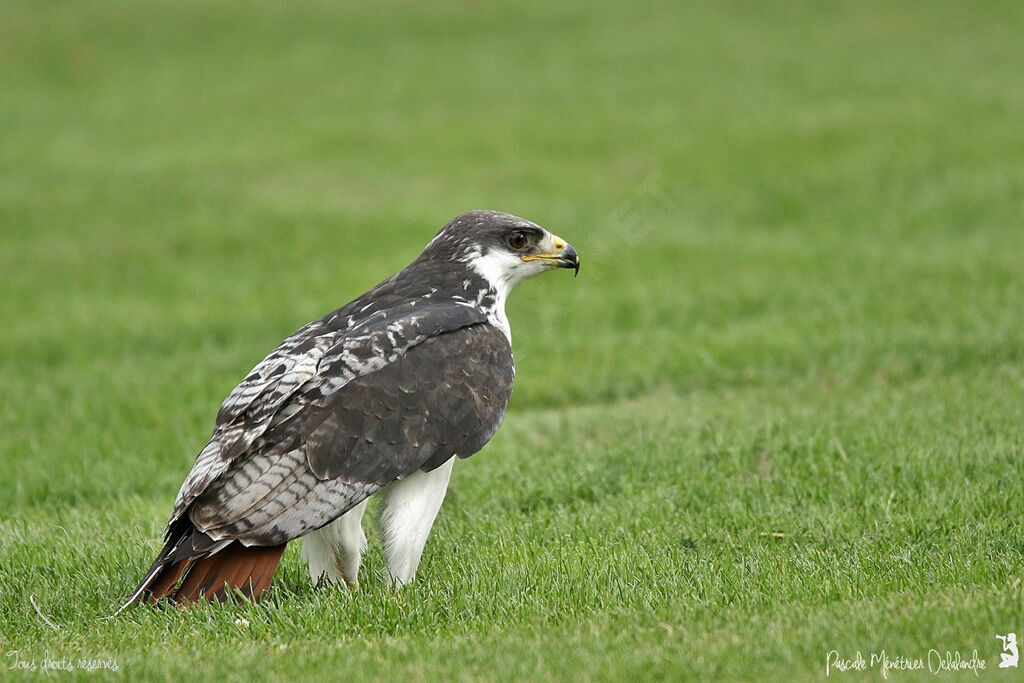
left=125, top=209, right=578, bottom=606
left=188, top=321, right=513, bottom=545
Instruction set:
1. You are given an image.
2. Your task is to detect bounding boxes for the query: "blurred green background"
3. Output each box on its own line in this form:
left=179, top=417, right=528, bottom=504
left=2, top=0, right=1023, bottom=679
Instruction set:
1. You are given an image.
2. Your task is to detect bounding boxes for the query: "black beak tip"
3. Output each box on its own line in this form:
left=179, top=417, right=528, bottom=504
left=562, top=245, right=580, bottom=277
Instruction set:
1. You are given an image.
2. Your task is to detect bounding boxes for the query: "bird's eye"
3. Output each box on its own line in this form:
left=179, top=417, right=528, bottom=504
left=506, top=231, right=529, bottom=251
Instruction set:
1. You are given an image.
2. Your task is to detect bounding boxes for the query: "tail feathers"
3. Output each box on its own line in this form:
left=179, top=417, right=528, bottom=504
left=120, top=528, right=286, bottom=611
left=169, top=543, right=285, bottom=604
left=146, top=556, right=195, bottom=602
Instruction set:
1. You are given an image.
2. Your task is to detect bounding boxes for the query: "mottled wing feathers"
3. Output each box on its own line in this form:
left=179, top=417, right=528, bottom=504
left=168, top=302, right=488, bottom=527
left=214, top=323, right=329, bottom=428
left=187, top=323, right=513, bottom=546
left=304, top=321, right=514, bottom=479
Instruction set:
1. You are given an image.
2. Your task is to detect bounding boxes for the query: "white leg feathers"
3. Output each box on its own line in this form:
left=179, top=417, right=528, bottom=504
left=299, top=459, right=456, bottom=590
left=378, top=457, right=455, bottom=587
left=300, top=498, right=368, bottom=588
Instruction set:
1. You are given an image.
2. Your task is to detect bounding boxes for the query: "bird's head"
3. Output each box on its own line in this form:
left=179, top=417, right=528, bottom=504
left=418, top=210, right=579, bottom=297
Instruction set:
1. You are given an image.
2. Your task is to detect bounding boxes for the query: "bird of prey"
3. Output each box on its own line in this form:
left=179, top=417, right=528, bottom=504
left=124, top=210, right=579, bottom=606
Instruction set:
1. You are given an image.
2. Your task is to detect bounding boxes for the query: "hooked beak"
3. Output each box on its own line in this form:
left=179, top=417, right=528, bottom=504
left=521, top=234, right=581, bottom=276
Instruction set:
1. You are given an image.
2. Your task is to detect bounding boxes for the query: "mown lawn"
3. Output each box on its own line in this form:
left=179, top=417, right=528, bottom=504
left=2, top=0, right=1023, bottom=679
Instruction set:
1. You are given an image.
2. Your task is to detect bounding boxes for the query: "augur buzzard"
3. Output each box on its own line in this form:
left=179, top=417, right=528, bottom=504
left=124, top=210, right=579, bottom=606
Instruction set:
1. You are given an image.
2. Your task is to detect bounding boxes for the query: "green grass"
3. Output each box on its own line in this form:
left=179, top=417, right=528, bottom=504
left=3, top=0, right=1024, bottom=679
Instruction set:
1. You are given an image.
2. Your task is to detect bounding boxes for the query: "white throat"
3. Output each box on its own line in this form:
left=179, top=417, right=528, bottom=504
left=465, top=248, right=537, bottom=344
